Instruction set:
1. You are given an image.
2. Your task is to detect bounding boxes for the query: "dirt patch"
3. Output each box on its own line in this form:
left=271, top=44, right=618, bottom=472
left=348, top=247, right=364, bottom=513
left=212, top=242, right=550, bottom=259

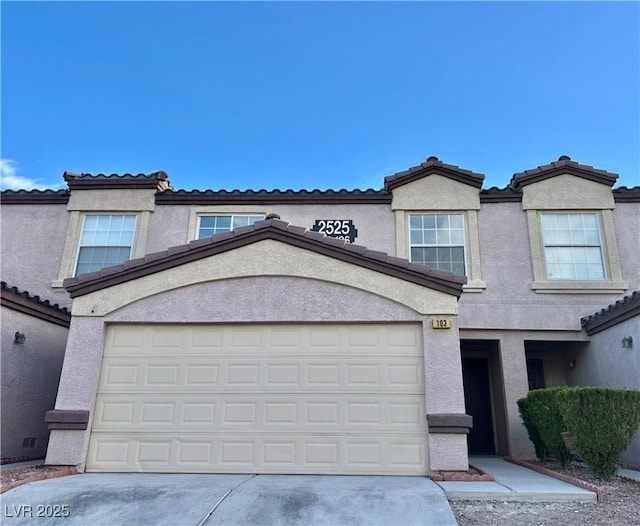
left=451, top=460, right=640, bottom=526
left=1, top=465, right=78, bottom=494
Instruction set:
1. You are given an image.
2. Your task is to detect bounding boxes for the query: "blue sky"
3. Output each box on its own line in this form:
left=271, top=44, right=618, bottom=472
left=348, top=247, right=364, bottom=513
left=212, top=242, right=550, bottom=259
left=2, top=1, right=639, bottom=191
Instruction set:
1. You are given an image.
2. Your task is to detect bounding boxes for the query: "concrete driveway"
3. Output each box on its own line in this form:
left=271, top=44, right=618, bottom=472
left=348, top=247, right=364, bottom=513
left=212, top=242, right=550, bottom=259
left=1, top=473, right=456, bottom=526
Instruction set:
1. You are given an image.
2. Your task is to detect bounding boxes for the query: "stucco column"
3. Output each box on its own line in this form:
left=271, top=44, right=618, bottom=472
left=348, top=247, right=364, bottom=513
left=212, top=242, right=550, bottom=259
left=423, top=318, right=469, bottom=471
left=498, top=333, right=534, bottom=458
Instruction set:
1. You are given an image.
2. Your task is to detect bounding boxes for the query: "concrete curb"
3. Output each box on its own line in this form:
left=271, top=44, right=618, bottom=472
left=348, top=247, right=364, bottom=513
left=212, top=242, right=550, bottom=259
left=0, top=467, right=79, bottom=494
left=505, top=457, right=605, bottom=503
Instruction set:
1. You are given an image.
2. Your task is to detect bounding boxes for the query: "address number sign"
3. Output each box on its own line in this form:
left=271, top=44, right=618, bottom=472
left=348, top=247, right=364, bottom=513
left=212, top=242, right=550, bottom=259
left=311, top=220, right=358, bottom=243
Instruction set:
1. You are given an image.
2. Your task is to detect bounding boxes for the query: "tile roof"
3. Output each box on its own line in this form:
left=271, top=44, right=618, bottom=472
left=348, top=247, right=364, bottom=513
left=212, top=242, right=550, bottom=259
left=612, top=186, right=640, bottom=203
left=1, top=189, right=70, bottom=204
left=1, top=281, right=71, bottom=327
left=581, top=291, right=640, bottom=335
left=384, top=156, right=485, bottom=190
left=510, top=156, right=618, bottom=189
left=63, top=219, right=466, bottom=299
left=479, top=186, right=522, bottom=203
left=63, top=170, right=171, bottom=190
left=155, top=188, right=391, bottom=205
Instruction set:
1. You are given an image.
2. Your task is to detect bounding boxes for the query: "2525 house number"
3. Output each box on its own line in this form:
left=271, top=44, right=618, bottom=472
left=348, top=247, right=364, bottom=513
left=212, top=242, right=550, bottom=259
left=311, top=220, right=358, bottom=243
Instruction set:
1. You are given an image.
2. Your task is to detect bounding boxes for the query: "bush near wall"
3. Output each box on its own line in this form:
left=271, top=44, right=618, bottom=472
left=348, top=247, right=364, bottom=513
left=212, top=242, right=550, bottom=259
left=517, top=396, right=547, bottom=461
left=520, top=387, right=572, bottom=466
left=558, top=387, right=640, bottom=480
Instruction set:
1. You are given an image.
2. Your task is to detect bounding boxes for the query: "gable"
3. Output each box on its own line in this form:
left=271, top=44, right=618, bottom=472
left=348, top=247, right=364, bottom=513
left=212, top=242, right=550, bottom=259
left=65, top=220, right=465, bottom=317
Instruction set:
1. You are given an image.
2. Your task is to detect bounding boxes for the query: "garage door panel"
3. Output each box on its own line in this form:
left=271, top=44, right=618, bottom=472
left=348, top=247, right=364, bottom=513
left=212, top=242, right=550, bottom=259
left=104, top=325, right=423, bottom=357
left=87, top=434, right=427, bottom=475
left=89, top=324, right=428, bottom=475
left=98, top=357, right=423, bottom=393
left=92, top=394, right=425, bottom=432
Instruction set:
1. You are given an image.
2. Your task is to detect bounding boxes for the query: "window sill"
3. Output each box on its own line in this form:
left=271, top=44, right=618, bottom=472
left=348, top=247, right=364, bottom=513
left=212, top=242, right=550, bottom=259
left=462, top=281, right=486, bottom=293
left=532, top=281, right=628, bottom=294
left=51, top=280, right=66, bottom=289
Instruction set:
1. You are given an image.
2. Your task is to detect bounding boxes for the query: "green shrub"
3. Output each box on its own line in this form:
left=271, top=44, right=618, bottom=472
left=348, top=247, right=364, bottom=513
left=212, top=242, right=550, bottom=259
left=523, top=387, right=572, bottom=466
left=558, top=387, right=640, bottom=480
left=517, top=396, right=547, bottom=461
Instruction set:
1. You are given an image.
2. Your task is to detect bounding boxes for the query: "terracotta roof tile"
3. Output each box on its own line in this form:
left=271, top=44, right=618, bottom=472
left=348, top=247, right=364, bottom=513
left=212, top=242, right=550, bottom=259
left=1, top=189, right=70, bottom=204
left=384, top=156, right=485, bottom=190
left=581, top=291, right=640, bottom=335
left=156, top=188, right=391, bottom=205
left=63, top=170, right=171, bottom=190
left=511, top=156, right=618, bottom=189
left=1, top=282, right=71, bottom=327
left=613, top=186, right=640, bottom=202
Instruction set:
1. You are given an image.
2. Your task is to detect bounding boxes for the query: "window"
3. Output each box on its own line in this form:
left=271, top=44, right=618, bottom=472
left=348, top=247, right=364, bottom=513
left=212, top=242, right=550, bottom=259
left=409, top=213, right=466, bottom=275
left=541, top=213, right=605, bottom=280
left=197, top=215, right=264, bottom=239
left=75, top=215, right=137, bottom=275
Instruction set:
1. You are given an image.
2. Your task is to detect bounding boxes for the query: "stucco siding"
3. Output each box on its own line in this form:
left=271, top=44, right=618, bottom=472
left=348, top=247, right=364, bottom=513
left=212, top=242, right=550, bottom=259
left=572, top=316, right=640, bottom=465
left=147, top=203, right=396, bottom=255
left=613, top=203, right=640, bottom=290
left=1, top=203, right=71, bottom=307
left=459, top=201, right=640, bottom=331
left=1, top=307, right=68, bottom=458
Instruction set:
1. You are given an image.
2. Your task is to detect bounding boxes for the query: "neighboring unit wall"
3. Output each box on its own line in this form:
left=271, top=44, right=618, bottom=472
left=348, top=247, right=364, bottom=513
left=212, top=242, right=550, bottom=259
left=577, top=293, right=640, bottom=465
left=1, top=285, right=70, bottom=459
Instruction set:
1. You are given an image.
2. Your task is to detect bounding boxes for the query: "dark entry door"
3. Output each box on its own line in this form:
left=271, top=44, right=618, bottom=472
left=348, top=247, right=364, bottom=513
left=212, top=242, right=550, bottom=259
left=462, top=358, right=496, bottom=454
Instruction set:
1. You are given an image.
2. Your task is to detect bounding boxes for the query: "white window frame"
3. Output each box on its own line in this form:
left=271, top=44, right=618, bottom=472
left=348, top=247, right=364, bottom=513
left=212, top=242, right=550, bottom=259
left=528, top=209, right=627, bottom=293
left=187, top=207, right=271, bottom=241
left=396, top=210, right=485, bottom=292
left=73, top=214, right=138, bottom=276
left=408, top=213, right=467, bottom=276
left=54, top=210, right=148, bottom=286
left=196, top=214, right=265, bottom=239
left=540, top=212, right=606, bottom=281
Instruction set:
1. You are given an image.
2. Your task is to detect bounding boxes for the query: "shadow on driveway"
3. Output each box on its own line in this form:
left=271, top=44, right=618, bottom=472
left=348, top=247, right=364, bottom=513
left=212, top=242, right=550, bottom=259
left=1, top=473, right=455, bottom=525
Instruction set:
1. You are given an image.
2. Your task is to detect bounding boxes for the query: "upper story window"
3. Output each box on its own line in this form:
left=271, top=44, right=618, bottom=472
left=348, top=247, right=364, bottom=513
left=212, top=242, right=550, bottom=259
left=75, top=214, right=137, bottom=275
left=409, top=213, right=466, bottom=276
left=197, top=215, right=264, bottom=239
left=541, top=213, right=605, bottom=280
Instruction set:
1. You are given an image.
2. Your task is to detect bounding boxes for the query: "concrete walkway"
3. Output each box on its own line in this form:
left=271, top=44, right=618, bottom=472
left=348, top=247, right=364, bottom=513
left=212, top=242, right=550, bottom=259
left=437, top=456, right=598, bottom=502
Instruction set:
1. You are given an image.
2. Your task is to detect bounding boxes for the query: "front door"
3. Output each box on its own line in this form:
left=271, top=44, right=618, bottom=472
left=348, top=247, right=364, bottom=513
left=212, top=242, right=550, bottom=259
left=462, top=357, right=495, bottom=455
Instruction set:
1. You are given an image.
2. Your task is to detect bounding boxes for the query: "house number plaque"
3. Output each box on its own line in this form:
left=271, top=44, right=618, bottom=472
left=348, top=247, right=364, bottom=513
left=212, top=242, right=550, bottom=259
left=432, top=318, right=452, bottom=329
left=311, top=220, right=358, bottom=243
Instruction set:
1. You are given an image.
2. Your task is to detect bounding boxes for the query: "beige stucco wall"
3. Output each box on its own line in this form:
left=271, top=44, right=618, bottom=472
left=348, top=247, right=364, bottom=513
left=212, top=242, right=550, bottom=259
left=1, top=307, right=68, bottom=458
left=521, top=174, right=615, bottom=210
left=390, top=174, right=481, bottom=211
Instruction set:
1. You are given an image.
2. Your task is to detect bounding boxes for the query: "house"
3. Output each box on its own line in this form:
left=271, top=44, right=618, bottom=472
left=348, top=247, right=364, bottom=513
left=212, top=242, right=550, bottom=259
left=1, top=155, right=638, bottom=473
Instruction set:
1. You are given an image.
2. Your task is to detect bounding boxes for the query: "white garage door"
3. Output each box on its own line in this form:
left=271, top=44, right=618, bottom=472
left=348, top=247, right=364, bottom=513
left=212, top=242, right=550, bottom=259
left=86, top=324, right=428, bottom=475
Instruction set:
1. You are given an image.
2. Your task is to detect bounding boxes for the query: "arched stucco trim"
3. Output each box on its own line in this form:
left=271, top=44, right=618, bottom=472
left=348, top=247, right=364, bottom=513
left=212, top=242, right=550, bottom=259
left=71, top=240, right=458, bottom=317
left=104, top=275, right=426, bottom=324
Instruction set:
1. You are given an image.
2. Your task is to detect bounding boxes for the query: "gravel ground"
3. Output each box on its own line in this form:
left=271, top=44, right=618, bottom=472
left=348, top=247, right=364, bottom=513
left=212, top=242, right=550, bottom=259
left=451, top=461, right=640, bottom=526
